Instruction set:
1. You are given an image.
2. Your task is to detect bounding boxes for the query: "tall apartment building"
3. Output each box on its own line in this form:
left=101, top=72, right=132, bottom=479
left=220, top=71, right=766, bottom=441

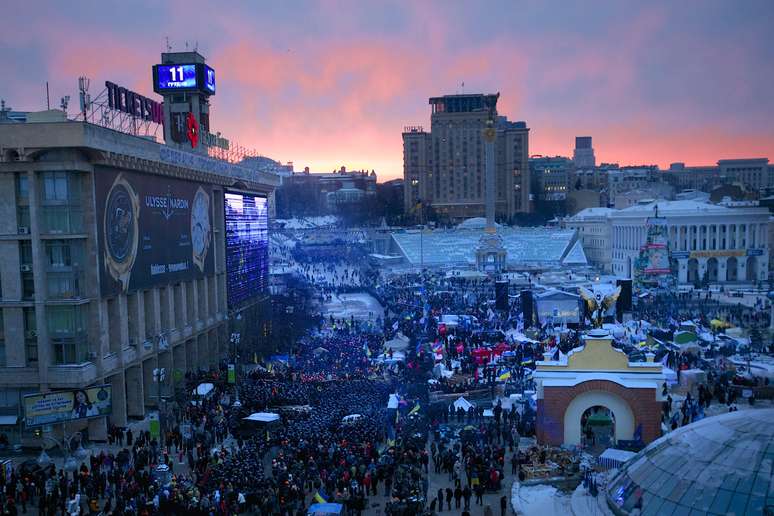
left=0, top=119, right=278, bottom=439
left=403, top=93, right=530, bottom=222
left=572, top=136, right=595, bottom=169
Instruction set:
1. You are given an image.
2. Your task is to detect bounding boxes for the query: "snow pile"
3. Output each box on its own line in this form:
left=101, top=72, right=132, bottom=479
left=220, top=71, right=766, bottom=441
left=511, top=482, right=573, bottom=516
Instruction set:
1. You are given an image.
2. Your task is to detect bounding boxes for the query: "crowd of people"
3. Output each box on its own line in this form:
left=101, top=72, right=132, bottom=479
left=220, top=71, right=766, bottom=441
left=3, top=235, right=770, bottom=516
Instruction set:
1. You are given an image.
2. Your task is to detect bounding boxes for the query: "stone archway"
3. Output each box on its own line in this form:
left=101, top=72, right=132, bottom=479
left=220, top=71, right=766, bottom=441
left=687, top=258, right=699, bottom=284
left=746, top=256, right=758, bottom=281
left=563, top=390, right=636, bottom=447
left=726, top=257, right=738, bottom=282
left=707, top=257, right=719, bottom=283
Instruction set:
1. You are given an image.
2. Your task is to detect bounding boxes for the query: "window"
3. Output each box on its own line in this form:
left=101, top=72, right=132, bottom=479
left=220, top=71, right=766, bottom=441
left=42, top=172, right=70, bottom=202
left=20, top=241, right=32, bottom=265
left=0, top=310, right=5, bottom=367
left=47, top=305, right=87, bottom=364
left=24, top=307, right=37, bottom=364
left=46, top=241, right=72, bottom=267
left=16, top=173, right=29, bottom=201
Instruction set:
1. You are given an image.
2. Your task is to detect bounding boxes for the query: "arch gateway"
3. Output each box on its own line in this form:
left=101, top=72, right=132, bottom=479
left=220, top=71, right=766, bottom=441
left=534, top=329, right=665, bottom=447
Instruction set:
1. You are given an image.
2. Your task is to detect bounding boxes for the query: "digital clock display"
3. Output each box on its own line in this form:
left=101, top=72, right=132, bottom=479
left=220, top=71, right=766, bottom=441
left=156, top=64, right=198, bottom=90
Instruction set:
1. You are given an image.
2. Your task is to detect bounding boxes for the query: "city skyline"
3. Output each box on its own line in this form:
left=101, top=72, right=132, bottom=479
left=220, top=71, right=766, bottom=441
left=2, top=0, right=774, bottom=180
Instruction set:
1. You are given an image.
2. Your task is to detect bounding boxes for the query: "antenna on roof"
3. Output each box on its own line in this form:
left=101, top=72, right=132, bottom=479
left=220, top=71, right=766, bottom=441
left=185, top=41, right=189, bottom=50
left=165, top=36, right=171, bottom=52
left=194, top=41, right=198, bottom=52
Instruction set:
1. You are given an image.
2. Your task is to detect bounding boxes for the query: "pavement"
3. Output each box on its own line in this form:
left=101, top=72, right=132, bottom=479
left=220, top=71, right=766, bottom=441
left=322, top=292, right=385, bottom=323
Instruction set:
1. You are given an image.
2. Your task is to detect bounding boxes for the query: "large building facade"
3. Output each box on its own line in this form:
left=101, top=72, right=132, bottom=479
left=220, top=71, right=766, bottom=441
left=0, top=120, right=278, bottom=437
left=403, top=93, right=530, bottom=222
left=610, top=201, right=769, bottom=284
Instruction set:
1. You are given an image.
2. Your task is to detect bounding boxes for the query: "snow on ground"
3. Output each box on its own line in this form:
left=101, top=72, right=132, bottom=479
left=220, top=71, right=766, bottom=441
left=570, top=480, right=616, bottom=516
left=322, top=293, right=384, bottom=322
left=511, top=482, right=573, bottom=516
left=273, top=215, right=340, bottom=229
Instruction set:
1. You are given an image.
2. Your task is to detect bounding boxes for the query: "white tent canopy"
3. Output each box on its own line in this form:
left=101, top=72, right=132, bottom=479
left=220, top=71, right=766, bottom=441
left=342, top=414, right=363, bottom=423
left=384, top=333, right=410, bottom=351
left=453, top=397, right=474, bottom=412
left=243, top=412, right=280, bottom=423
left=195, top=383, right=215, bottom=396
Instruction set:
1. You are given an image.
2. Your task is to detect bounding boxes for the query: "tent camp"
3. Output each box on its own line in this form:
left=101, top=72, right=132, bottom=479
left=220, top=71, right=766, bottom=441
left=384, top=333, right=410, bottom=351
left=453, top=397, right=474, bottom=412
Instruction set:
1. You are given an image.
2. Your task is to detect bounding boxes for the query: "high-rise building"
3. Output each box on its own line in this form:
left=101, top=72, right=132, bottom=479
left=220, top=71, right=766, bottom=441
left=403, top=93, right=530, bottom=222
left=573, top=136, right=596, bottom=169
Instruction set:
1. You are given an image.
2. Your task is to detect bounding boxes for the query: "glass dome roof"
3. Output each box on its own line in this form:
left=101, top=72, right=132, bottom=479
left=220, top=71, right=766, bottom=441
left=607, top=408, right=774, bottom=515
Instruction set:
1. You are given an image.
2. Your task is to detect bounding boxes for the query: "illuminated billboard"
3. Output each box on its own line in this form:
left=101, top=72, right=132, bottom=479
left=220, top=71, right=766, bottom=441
left=94, top=169, right=214, bottom=295
left=24, top=386, right=112, bottom=427
left=225, top=192, right=269, bottom=308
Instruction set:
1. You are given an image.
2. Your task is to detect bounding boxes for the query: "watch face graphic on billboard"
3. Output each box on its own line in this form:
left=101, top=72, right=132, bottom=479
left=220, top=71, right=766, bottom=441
left=103, top=174, right=140, bottom=291
left=191, top=187, right=212, bottom=272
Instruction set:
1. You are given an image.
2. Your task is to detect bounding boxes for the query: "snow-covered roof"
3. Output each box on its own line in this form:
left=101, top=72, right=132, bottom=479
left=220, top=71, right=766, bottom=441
left=568, top=207, right=615, bottom=220
left=457, top=217, right=500, bottom=229
left=618, top=200, right=732, bottom=214
left=562, top=240, right=588, bottom=265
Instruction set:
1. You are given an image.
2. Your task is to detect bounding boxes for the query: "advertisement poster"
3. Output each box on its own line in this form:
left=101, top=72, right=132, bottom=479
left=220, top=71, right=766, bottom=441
left=24, top=386, right=112, bottom=428
left=94, top=168, right=214, bottom=295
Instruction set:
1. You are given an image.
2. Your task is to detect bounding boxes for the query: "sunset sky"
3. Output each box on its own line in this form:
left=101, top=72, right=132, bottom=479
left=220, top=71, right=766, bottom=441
left=3, top=0, right=773, bottom=180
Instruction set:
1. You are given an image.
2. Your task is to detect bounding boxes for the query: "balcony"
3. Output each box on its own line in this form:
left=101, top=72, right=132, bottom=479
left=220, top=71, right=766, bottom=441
left=40, top=206, right=84, bottom=235
left=47, top=362, right=98, bottom=387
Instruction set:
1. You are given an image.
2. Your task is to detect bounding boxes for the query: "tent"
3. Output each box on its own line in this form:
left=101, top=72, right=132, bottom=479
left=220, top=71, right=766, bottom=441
left=312, top=347, right=329, bottom=356
left=453, top=397, right=474, bottom=413
left=385, top=333, right=410, bottom=351
left=598, top=448, right=636, bottom=470
left=243, top=412, right=280, bottom=423
left=342, top=414, right=363, bottom=423
left=194, top=383, right=215, bottom=397
left=307, top=503, right=344, bottom=516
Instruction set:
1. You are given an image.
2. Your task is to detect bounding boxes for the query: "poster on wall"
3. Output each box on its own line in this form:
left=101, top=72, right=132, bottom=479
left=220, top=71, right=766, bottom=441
left=24, top=386, right=112, bottom=427
left=224, top=191, right=269, bottom=308
left=94, top=169, right=214, bottom=295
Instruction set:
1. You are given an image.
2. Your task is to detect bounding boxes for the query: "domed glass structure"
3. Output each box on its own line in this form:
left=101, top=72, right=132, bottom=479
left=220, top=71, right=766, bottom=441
left=607, top=408, right=774, bottom=515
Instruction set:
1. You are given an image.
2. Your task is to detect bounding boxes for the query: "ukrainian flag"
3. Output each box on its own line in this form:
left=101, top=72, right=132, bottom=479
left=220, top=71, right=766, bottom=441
left=408, top=402, right=421, bottom=416
left=314, top=488, right=328, bottom=504
left=498, top=371, right=511, bottom=382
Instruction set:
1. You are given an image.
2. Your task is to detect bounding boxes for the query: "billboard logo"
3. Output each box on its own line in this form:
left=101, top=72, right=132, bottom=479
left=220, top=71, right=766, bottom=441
left=145, top=186, right=190, bottom=221
left=105, top=81, right=163, bottom=124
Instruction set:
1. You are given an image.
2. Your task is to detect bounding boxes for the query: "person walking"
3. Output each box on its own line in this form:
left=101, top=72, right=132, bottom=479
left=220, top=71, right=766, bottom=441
left=445, top=487, right=453, bottom=511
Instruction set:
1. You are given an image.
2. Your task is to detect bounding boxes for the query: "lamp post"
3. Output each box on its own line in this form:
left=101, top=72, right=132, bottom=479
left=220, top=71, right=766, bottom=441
left=152, top=366, right=167, bottom=451
left=37, top=430, right=86, bottom=472
left=230, top=325, right=242, bottom=408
